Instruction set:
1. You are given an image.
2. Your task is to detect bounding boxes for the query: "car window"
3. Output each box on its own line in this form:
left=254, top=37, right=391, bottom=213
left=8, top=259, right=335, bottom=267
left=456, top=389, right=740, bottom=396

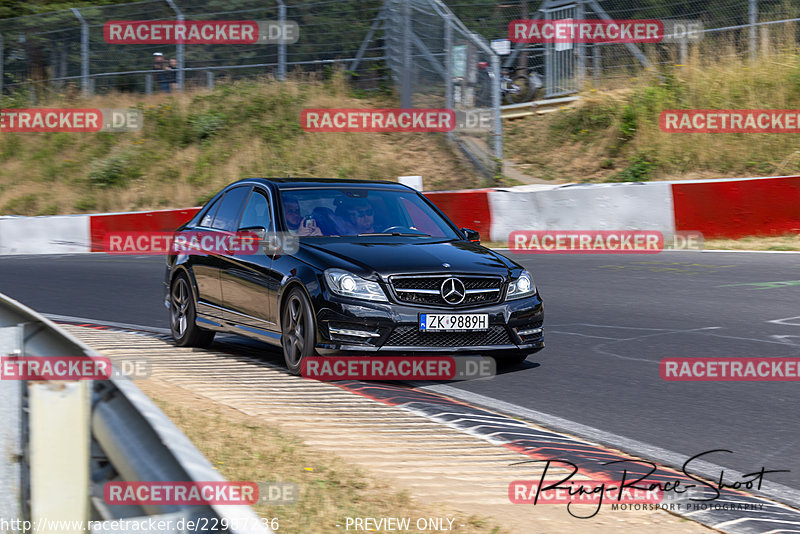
left=279, top=188, right=458, bottom=238
left=199, top=196, right=222, bottom=228
left=211, top=186, right=250, bottom=232
left=239, top=190, right=272, bottom=231
left=398, top=197, right=441, bottom=235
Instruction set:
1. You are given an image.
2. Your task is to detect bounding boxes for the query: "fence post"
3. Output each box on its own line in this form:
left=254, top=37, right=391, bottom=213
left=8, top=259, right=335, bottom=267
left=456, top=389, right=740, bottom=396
left=70, top=8, right=89, bottom=96
left=145, top=73, right=153, bottom=94
left=401, top=0, right=412, bottom=108
left=592, top=44, right=600, bottom=81
left=444, top=13, right=453, bottom=110
left=489, top=51, right=503, bottom=177
left=277, top=0, right=287, bottom=80
left=166, top=0, right=184, bottom=90
left=0, top=33, right=4, bottom=97
left=206, top=70, right=214, bottom=90
left=749, top=0, right=757, bottom=61
left=576, top=1, right=585, bottom=91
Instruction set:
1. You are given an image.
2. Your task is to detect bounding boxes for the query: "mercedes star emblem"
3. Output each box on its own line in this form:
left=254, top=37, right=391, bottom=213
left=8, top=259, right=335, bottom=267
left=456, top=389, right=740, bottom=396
left=441, top=277, right=466, bottom=305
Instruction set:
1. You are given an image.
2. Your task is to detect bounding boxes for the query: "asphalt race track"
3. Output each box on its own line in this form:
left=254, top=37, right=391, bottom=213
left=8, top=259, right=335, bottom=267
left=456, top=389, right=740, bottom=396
left=2, top=250, right=799, bottom=503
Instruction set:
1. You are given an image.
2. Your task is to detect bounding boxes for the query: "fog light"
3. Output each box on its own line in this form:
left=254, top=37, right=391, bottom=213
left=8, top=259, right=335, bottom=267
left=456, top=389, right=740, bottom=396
left=516, top=327, right=542, bottom=336
left=329, top=326, right=380, bottom=339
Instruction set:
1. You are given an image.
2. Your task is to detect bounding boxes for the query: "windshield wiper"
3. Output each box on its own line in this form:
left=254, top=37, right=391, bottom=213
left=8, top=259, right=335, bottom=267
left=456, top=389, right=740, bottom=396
left=357, top=232, right=432, bottom=237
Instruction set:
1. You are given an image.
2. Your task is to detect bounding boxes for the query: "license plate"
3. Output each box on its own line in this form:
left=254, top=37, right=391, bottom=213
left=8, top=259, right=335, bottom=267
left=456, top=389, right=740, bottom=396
left=419, top=313, right=489, bottom=332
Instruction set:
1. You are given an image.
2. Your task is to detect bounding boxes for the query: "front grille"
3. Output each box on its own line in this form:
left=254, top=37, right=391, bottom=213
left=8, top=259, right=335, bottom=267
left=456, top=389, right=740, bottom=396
left=390, top=274, right=504, bottom=308
left=384, top=326, right=512, bottom=347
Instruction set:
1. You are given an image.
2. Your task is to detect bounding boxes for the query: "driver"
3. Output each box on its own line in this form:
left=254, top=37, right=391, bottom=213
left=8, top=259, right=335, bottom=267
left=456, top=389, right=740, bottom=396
left=342, top=197, right=376, bottom=234
left=283, top=195, right=322, bottom=236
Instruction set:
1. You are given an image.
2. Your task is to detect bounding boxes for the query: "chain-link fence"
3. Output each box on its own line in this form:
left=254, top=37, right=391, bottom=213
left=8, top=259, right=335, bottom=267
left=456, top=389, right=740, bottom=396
left=448, top=0, right=800, bottom=93
left=2, top=1, right=798, bottom=179
left=0, top=0, right=503, bottom=179
left=0, top=0, right=386, bottom=98
left=383, top=0, right=503, bottom=177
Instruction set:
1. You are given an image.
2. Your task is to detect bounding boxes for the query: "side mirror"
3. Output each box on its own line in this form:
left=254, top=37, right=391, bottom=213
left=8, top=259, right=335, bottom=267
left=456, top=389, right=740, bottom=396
left=239, top=226, right=267, bottom=241
left=461, top=228, right=480, bottom=243
left=238, top=226, right=269, bottom=255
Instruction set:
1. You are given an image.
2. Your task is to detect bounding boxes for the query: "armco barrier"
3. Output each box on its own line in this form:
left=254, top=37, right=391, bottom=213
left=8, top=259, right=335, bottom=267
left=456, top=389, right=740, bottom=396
left=672, top=176, right=800, bottom=239
left=0, top=292, right=271, bottom=534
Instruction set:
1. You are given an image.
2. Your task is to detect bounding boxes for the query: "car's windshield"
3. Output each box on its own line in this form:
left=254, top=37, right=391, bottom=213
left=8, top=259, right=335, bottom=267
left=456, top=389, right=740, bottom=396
left=279, top=188, right=460, bottom=238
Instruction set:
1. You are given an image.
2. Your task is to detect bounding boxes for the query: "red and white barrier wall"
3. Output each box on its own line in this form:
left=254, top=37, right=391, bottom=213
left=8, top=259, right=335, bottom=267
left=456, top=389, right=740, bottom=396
left=427, top=175, right=800, bottom=242
left=1, top=175, right=798, bottom=254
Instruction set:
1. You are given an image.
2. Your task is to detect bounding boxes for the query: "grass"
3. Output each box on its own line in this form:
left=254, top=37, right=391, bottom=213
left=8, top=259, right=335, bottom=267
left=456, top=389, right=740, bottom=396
left=703, top=234, right=800, bottom=251
left=150, top=394, right=507, bottom=534
left=0, top=72, right=480, bottom=215
left=505, top=28, right=800, bottom=183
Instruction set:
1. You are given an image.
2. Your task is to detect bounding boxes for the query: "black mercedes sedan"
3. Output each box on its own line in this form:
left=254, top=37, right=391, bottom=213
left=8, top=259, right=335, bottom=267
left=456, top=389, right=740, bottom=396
left=164, top=178, right=544, bottom=374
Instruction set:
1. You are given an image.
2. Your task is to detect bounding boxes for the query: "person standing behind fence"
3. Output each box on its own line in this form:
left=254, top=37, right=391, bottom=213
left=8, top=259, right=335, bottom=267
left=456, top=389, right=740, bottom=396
left=167, top=58, right=178, bottom=92
left=153, top=52, right=170, bottom=93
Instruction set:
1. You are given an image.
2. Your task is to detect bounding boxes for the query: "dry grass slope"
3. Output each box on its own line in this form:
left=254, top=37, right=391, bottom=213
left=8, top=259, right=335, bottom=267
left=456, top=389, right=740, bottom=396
left=505, top=31, right=800, bottom=183
left=1, top=73, right=480, bottom=216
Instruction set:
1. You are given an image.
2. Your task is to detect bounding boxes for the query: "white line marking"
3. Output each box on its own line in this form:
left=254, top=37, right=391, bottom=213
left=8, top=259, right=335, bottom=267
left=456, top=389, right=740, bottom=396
left=769, top=316, right=800, bottom=326
left=713, top=518, right=800, bottom=529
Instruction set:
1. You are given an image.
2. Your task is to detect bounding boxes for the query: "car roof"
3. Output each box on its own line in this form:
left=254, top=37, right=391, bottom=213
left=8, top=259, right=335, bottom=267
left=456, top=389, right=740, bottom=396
left=229, top=177, right=409, bottom=191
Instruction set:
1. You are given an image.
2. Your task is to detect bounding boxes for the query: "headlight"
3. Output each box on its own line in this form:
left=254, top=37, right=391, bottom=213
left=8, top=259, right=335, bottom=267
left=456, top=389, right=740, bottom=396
left=506, top=270, right=536, bottom=300
left=324, top=268, right=388, bottom=302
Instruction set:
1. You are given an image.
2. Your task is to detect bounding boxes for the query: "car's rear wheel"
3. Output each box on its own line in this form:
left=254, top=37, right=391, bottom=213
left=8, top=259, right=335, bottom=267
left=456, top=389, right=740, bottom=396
left=281, top=286, right=316, bottom=375
left=170, top=273, right=215, bottom=348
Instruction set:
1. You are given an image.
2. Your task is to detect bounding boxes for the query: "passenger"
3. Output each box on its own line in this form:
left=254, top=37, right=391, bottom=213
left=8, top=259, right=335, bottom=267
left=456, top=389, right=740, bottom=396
left=283, top=195, right=321, bottom=236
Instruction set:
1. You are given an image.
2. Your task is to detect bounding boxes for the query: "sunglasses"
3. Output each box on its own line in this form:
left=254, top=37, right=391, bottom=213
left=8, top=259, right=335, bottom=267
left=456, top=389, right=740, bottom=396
left=349, top=209, right=373, bottom=217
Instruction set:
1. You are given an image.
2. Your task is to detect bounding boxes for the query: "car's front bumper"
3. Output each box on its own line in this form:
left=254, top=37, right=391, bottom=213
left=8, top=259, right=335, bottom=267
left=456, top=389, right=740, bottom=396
left=313, top=293, right=544, bottom=355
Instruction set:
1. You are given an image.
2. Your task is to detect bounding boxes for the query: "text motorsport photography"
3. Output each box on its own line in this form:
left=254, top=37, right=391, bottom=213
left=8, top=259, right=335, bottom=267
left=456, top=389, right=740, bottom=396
left=507, top=449, right=787, bottom=519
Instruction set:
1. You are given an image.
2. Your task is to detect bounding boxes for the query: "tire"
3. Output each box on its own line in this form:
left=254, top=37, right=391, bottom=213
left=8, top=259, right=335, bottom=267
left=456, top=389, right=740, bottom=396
left=507, top=75, right=534, bottom=104
left=281, top=286, right=316, bottom=375
left=170, top=273, right=215, bottom=348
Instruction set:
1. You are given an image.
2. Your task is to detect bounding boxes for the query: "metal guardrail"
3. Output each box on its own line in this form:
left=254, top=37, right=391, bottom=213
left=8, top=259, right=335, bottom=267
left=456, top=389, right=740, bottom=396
left=0, top=293, right=271, bottom=534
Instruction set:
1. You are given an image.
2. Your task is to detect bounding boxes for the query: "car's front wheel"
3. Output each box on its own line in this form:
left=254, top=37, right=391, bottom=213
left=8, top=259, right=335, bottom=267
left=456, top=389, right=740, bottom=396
left=170, top=273, right=215, bottom=348
left=281, top=286, right=316, bottom=375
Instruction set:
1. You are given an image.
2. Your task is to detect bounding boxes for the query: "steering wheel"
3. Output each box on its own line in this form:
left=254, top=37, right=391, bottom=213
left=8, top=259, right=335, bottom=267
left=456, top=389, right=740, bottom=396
left=381, top=225, right=421, bottom=234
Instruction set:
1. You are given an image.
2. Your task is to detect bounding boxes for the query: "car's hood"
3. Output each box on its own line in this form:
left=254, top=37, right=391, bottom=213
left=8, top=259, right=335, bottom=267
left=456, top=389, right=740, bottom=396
left=298, top=239, right=516, bottom=278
